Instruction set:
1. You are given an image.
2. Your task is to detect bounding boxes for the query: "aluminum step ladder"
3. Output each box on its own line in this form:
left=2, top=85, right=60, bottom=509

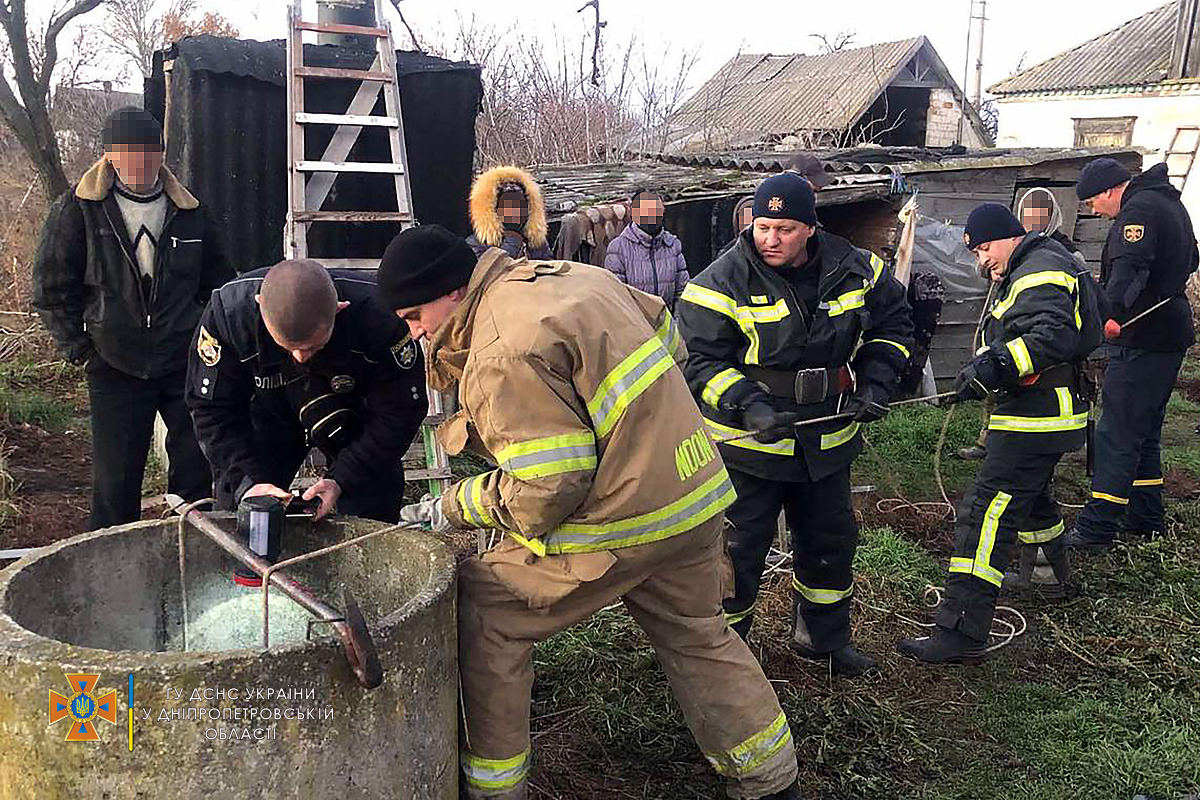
left=285, top=0, right=451, bottom=497
left=1165, top=126, right=1200, bottom=193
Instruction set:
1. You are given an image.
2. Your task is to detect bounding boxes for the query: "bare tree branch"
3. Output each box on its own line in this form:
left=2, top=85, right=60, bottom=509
left=41, top=0, right=105, bottom=90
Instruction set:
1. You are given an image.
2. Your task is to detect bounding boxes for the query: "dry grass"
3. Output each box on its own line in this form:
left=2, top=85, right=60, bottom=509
left=0, top=151, right=49, bottom=313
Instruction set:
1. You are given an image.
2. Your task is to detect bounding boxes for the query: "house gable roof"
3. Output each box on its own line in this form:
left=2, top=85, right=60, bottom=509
left=672, top=36, right=990, bottom=147
left=989, top=2, right=1175, bottom=95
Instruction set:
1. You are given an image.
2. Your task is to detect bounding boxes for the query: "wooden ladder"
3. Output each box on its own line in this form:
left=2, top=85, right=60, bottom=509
left=285, top=0, right=451, bottom=496
left=1165, top=126, right=1200, bottom=193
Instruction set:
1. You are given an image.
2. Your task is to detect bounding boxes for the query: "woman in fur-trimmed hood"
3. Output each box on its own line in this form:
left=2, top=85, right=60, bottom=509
left=465, top=165, right=554, bottom=260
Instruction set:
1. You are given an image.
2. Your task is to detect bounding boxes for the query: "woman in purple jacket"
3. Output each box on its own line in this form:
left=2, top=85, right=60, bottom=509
left=604, top=189, right=690, bottom=310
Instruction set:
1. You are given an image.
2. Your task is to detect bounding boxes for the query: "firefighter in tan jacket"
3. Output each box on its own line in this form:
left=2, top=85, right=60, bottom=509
left=378, top=225, right=801, bottom=800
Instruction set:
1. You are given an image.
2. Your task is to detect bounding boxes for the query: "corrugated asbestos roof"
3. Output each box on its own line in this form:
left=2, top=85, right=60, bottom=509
left=989, top=2, right=1175, bottom=94
left=531, top=160, right=890, bottom=216
left=645, top=145, right=1147, bottom=175
left=673, top=38, right=924, bottom=139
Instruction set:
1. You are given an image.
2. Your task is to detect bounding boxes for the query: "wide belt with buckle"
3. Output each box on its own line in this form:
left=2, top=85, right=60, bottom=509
left=742, top=365, right=854, bottom=404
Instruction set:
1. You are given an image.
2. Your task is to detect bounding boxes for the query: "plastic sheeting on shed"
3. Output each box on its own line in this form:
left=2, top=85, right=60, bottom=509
left=910, top=216, right=991, bottom=296
left=146, top=35, right=482, bottom=273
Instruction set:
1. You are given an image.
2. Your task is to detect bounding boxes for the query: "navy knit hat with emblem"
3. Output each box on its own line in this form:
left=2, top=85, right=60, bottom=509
left=964, top=203, right=1026, bottom=250
left=1076, top=157, right=1131, bottom=200
left=752, top=173, right=818, bottom=226
left=377, top=224, right=478, bottom=309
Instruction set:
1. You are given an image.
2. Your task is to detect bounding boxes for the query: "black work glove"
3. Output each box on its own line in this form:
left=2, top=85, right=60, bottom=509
left=843, top=386, right=890, bottom=423
left=742, top=400, right=801, bottom=444
left=953, top=350, right=1012, bottom=403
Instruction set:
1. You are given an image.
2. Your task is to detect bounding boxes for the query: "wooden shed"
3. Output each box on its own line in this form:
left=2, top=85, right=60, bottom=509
left=538, top=145, right=1143, bottom=387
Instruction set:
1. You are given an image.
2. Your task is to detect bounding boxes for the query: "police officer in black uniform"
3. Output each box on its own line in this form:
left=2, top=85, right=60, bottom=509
left=186, top=259, right=427, bottom=523
left=1065, top=158, right=1198, bottom=548
left=898, top=204, right=1103, bottom=664
left=677, top=173, right=914, bottom=676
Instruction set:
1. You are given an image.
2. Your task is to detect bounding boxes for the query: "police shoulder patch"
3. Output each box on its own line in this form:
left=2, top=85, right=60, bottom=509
left=1124, top=224, right=1145, bottom=243
left=197, top=325, right=221, bottom=367
left=390, top=336, right=418, bottom=369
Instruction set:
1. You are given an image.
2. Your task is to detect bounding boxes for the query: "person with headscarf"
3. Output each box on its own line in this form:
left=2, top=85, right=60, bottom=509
left=466, top=165, right=553, bottom=260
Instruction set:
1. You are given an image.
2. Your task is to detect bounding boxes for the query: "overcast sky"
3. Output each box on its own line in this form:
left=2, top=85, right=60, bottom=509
left=107, top=0, right=1167, bottom=96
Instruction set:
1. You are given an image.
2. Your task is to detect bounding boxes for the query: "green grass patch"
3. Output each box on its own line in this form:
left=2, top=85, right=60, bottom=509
left=0, top=376, right=72, bottom=431
left=854, top=526, right=943, bottom=594
left=854, top=401, right=983, bottom=498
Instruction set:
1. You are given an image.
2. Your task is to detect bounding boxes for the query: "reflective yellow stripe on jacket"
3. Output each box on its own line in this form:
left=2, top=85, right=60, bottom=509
left=1006, top=336, right=1035, bottom=377
left=991, top=271, right=1082, bottom=328
left=703, top=417, right=795, bottom=456
left=863, top=338, right=911, bottom=358
left=988, top=387, right=1087, bottom=434
left=587, top=329, right=677, bottom=438
left=656, top=308, right=684, bottom=360
left=457, top=474, right=497, bottom=528
left=496, top=432, right=597, bottom=480
left=679, top=283, right=790, bottom=365
left=541, top=468, right=736, bottom=554
left=702, top=368, right=746, bottom=408
left=460, top=749, right=529, bottom=792
left=704, top=711, right=793, bottom=777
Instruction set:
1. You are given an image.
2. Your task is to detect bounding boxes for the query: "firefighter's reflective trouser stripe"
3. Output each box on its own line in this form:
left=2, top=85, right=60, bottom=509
left=936, top=448, right=1066, bottom=641
left=722, top=466, right=858, bottom=653
left=458, top=515, right=798, bottom=799
left=1077, top=346, right=1184, bottom=539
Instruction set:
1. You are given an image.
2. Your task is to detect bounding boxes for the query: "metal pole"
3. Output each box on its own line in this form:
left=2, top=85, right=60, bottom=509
left=711, top=391, right=957, bottom=445
left=973, top=0, right=987, bottom=109
left=957, top=0, right=973, bottom=145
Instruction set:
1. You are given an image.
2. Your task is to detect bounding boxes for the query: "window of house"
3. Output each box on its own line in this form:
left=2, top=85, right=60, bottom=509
left=1073, top=116, right=1137, bottom=147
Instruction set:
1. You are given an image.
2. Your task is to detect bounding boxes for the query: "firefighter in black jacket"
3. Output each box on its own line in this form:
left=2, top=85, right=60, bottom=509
left=32, top=107, right=234, bottom=530
left=899, top=204, right=1103, bottom=664
left=185, top=260, right=427, bottom=523
left=1065, top=159, right=1198, bottom=549
left=677, top=173, right=914, bottom=676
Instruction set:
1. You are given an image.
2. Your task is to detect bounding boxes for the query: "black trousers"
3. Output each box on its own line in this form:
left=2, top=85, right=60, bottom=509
left=936, top=446, right=1065, bottom=641
left=87, top=358, right=212, bottom=530
left=1076, top=346, right=1184, bottom=539
left=212, top=413, right=403, bottom=524
left=723, top=466, right=858, bottom=653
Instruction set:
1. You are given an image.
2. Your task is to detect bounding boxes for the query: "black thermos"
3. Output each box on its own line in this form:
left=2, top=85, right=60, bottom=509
left=233, top=495, right=285, bottom=586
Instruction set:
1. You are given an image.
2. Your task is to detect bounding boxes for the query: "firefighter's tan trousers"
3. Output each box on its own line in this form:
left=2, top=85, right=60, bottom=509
left=457, top=514, right=799, bottom=799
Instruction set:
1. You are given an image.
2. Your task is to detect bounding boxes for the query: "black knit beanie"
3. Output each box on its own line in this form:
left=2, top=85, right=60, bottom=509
left=964, top=203, right=1026, bottom=250
left=1076, top=157, right=1131, bottom=200
left=377, top=225, right=477, bottom=309
left=752, top=173, right=817, bottom=226
left=102, top=107, right=163, bottom=151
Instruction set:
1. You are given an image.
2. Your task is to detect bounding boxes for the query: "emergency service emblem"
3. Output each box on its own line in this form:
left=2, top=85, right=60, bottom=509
left=767, top=196, right=784, bottom=212
left=330, top=374, right=356, bottom=394
left=391, top=337, right=418, bottom=369
left=197, top=325, right=221, bottom=367
left=48, top=672, right=117, bottom=742
left=1124, top=224, right=1144, bottom=243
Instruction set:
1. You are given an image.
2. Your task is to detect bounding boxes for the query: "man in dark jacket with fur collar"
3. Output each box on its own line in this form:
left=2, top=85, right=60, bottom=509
left=32, top=107, right=234, bottom=530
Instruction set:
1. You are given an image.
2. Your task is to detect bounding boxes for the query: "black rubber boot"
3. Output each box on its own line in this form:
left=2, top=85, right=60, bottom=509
left=1003, top=544, right=1074, bottom=600
left=1063, top=526, right=1114, bottom=551
left=897, top=626, right=987, bottom=664
left=1000, top=544, right=1037, bottom=596
left=791, top=642, right=877, bottom=676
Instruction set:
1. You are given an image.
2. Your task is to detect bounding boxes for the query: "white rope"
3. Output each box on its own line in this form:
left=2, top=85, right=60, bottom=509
left=898, top=584, right=1027, bottom=654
